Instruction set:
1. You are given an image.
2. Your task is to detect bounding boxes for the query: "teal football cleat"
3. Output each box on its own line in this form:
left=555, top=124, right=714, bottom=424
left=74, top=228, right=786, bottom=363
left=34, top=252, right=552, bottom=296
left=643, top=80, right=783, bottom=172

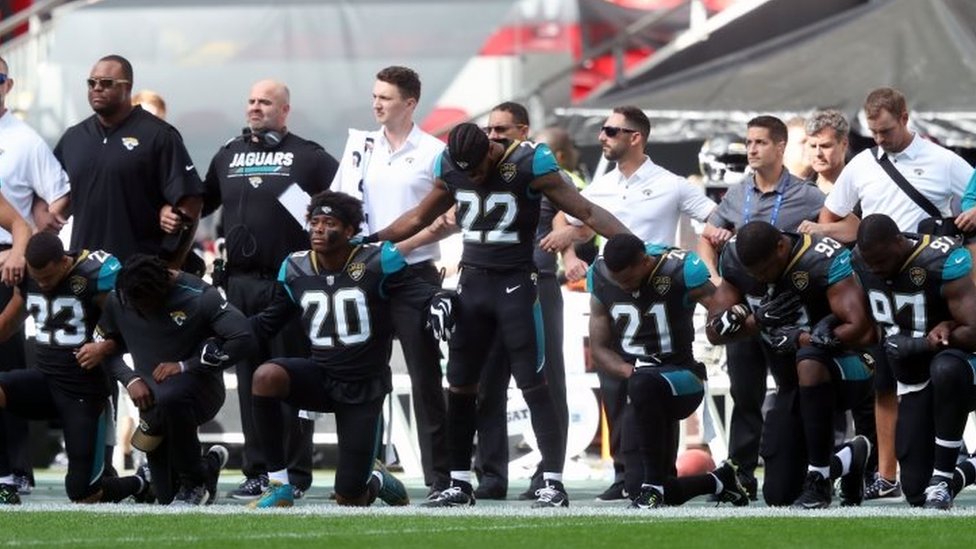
left=248, top=481, right=295, bottom=509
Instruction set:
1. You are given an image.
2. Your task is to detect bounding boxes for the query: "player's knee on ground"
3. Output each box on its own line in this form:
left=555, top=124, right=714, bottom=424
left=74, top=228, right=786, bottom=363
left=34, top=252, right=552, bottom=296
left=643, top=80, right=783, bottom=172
left=335, top=490, right=373, bottom=506
left=252, top=362, right=290, bottom=397
left=66, top=475, right=102, bottom=503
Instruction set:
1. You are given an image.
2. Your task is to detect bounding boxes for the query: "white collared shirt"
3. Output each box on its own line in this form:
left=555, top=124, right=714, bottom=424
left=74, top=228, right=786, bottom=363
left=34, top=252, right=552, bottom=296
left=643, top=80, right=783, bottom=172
left=332, top=123, right=445, bottom=263
left=825, top=134, right=974, bottom=231
left=568, top=155, right=715, bottom=245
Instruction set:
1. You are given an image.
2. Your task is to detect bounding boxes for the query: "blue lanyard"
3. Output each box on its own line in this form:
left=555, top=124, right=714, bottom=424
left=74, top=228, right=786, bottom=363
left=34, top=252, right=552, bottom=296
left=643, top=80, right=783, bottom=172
left=743, top=186, right=784, bottom=226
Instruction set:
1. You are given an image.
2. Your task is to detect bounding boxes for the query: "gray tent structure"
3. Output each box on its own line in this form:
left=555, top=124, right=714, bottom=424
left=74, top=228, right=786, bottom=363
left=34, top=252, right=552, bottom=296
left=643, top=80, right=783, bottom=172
left=558, top=0, right=976, bottom=148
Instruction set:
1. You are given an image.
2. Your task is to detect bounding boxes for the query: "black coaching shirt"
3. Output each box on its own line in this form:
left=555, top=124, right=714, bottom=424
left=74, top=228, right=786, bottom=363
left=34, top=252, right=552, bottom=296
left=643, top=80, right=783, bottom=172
left=202, top=132, right=338, bottom=274
left=20, top=249, right=120, bottom=400
left=437, top=141, right=560, bottom=270
left=54, top=105, right=204, bottom=261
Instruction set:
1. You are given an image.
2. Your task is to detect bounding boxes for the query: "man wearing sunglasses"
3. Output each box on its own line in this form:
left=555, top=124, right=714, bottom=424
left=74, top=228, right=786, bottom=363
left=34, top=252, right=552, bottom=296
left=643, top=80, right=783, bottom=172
left=541, top=105, right=717, bottom=502
left=0, top=55, right=71, bottom=497
left=53, top=54, right=204, bottom=268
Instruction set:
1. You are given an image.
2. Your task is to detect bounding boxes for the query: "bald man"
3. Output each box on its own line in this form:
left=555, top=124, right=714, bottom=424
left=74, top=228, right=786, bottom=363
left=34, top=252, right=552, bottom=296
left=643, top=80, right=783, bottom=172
left=200, top=79, right=339, bottom=500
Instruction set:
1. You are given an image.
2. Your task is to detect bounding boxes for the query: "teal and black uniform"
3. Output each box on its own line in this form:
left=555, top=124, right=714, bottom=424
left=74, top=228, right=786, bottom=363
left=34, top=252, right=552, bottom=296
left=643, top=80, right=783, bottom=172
left=853, top=233, right=975, bottom=506
left=0, top=250, right=141, bottom=502
left=252, top=242, right=440, bottom=499
left=589, top=244, right=711, bottom=493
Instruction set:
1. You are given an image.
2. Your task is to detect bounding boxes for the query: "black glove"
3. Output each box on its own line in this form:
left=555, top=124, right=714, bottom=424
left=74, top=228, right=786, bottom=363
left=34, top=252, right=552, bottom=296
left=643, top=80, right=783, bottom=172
left=200, top=338, right=231, bottom=368
left=755, top=291, right=804, bottom=328
left=883, top=333, right=931, bottom=362
left=426, top=291, right=456, bottom=341
left=761, top=325, right=807, bottom=355
left=708, top=304, right=750, bottom=336
left=809, top=314, right=842, bottom=350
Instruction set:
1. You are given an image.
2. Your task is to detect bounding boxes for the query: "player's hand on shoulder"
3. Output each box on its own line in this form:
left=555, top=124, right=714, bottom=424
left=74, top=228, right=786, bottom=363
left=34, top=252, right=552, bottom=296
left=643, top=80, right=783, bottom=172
left=426, top=290, right=456, bottom=341
left=0, top=249, right=25, bottom=286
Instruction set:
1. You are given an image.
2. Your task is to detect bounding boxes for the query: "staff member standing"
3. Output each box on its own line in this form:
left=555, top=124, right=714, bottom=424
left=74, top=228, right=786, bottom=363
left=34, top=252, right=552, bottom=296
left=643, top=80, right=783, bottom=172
left=331, top=66, right=450, bottom=497
left=200, top=79, right=338, bottom=500
left=697, top=115, right=825, bottom=499
left=54, top=54, right=203, bottom=265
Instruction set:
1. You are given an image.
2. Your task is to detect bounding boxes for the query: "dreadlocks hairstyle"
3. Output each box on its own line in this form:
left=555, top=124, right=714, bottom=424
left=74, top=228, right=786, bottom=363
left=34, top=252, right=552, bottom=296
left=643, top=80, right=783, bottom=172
left=306, top=190, right=364, bottom=232
left=25, top=232, right=66, bottom=270
left=116, top=254, right=173, bottom=315
left=603, top=234, right=646, bottom=272
left=447, top=122, right=489, bottom=171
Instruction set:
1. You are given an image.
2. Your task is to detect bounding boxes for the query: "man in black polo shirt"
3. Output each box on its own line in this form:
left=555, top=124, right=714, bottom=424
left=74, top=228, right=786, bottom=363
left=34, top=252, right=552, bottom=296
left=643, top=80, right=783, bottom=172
left=53, top=54, right=204, bottom=265
left=200, top=79, right=338, bottom=500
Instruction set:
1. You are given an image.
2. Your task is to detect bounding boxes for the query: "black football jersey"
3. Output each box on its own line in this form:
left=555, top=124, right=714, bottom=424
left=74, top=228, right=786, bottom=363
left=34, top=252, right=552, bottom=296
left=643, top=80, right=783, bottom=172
left=437, top=141, right=559, bottom=270
left=853, top=234, right=971, bottom=384
left=721, top=232, right=853, bottom=328
left=588, top=244, right=710, bottom=378
left=22, top=249, right=120, bottom=399
left=274, top=242, right=438, bottom=382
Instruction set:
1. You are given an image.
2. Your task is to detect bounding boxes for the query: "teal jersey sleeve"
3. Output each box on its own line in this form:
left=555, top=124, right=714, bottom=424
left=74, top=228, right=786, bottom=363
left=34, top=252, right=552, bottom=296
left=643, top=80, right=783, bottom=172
left=380, top=241, right=407, bottom=274
left=96, top=255, right=122, bottom=292
left=532, top=143, right=559, bottom=177
left=683, top=252, right=710, bottom=289
left=433, top=150, right=446, bottom=179
left=827, top=248, right=854, bottom=285
left=644, top=243, right=668, bottom=256
left=585, top=263, right=597, bottom=297
left=962, top=170, right=976, bottom=211
left=276, top=257, right=296, bottom=302
left=942, top=247, right=972, bottom=282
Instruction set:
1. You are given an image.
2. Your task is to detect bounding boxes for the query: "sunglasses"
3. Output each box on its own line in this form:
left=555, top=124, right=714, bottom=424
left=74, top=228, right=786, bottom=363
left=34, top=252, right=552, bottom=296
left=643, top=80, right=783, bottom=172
left=0, top=74, right=7, bottom=84
left=482, top=124, right=524, bottom=135
left=86, top=77, right=130, bottom=90
left=601, top=126, right=638, bottom=138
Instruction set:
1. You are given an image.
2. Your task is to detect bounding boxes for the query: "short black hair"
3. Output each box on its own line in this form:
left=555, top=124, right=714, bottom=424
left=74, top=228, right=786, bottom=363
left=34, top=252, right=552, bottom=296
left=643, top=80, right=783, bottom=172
left=857, top=213, right=900, bottom=253
left=99, top=54, right=133, bottom=84
left=307, top=190, right=364, bottom=232
left=448, top=122, right=489, bottom=171
left=735, top=221, right=782, bottom=268
left=747, top=115, right=788, bottom=144
left=603, top=234, right=645, bottom=272
left=376, top=65, right=421, bottom=101
left=116, top=254, right=172, bottom=315
left=612, top=105, right=650, bottom=141
left=492, top=101, right=530, bottom=127
left=25, top=232, right=66, bottom=269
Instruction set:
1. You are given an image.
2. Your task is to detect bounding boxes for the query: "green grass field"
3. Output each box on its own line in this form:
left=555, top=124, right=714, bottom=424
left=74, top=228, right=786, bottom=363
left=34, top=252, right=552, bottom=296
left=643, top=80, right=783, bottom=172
left=3, top=472, right=976, bottom=548
left=1, top=507, right=975, bottom=549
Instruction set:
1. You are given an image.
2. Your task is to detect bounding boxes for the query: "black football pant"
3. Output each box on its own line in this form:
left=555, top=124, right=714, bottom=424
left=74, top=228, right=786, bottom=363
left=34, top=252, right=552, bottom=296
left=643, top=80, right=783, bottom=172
left=391, top=261, right=449, bottom=489
left=142, top=371, right=224, bottom=504
left=475, top=274, right=568, bottom=492
left=227, top=273, right=313, bottom=489
left=0, top=280, right=30, bottom=483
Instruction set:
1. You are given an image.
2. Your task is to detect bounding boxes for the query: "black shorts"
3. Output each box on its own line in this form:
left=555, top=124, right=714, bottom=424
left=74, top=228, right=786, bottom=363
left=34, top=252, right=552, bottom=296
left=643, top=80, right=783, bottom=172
left=0, top=369, right=108, bottom=501
left=447, top=268, right=544, bottom=388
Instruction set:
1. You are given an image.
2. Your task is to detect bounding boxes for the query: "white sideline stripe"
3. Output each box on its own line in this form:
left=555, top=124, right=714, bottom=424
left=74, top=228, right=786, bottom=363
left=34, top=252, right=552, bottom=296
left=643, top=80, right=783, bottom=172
left=3, top=503, right=976, bottom=518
